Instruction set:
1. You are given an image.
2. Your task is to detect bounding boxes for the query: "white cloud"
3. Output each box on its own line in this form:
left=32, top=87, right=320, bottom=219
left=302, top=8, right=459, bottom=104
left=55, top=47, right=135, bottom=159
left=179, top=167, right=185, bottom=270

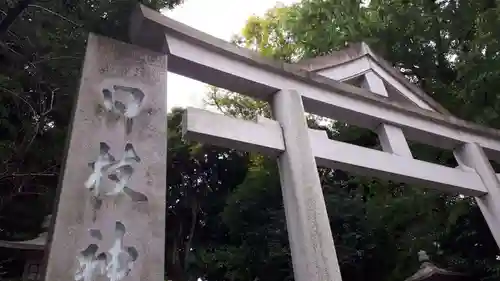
left=162, top=0, right=299, bottom=112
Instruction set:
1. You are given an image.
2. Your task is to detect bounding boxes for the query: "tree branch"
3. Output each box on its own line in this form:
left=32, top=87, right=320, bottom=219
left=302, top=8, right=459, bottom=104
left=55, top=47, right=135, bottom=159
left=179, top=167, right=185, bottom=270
left=31, top=55, right=80, bottom=65
left=184, top=202, right=198, bottom=270
left=0, top=86, right=40, bottom=170
left=27, top=4, right=82, bottom=28
left=0, top=0, right=33, bottom=37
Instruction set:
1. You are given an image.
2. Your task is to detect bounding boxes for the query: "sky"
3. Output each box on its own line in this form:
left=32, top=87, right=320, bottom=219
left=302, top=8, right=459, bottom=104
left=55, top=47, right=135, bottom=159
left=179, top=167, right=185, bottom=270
left=162, top=0, right=298, bottom=111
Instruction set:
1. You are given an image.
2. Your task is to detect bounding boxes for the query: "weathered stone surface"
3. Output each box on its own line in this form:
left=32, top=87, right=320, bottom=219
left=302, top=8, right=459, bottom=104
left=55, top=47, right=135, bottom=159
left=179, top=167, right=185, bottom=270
left=272, top=90, right=342, bottom=281
left=297, top=42, right=451, bottom=115
left=130, top=4, right=500, bottom=163
left=183, top=107, right=487, bottom=196
left=43, top=34, right=167, bottom=281
left=455, top=143, right=500, bottom=248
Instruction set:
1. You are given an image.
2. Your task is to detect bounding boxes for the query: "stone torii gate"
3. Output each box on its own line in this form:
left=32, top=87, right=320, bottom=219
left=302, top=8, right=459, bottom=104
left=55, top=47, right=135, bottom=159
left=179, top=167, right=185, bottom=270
left=42, top=4, right=500, bottom=281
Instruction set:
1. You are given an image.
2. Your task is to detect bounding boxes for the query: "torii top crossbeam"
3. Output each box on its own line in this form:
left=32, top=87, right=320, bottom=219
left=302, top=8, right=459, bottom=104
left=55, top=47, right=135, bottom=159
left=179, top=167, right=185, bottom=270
left=131, top=5, right=500, bottom=161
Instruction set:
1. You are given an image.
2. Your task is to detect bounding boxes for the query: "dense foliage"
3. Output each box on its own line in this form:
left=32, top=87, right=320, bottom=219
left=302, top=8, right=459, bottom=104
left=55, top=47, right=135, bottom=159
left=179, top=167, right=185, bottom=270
left=2, top=0, right=500, bottom=281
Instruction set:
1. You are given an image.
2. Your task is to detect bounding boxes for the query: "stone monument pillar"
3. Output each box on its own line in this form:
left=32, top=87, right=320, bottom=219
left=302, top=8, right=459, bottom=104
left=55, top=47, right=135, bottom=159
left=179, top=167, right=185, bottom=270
left=42, top=34, right=167, bottom=281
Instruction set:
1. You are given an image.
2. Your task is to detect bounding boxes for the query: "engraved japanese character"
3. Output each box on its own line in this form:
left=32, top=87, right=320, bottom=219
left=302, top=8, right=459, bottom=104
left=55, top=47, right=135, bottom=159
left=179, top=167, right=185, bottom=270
left=101, top=85, right=145, bottom=134
left=85, top=142, right=115, bottom=197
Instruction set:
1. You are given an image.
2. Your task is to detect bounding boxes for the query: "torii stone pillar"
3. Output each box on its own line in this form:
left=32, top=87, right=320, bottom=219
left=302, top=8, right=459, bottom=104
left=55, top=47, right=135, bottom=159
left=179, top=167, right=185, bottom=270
left=182, top=92, right=344, bottom=281
left=43, top=34, right=167, bottom=281
left=273, top=90, right=342, bottom=281
left=455, top=143, right=500, bottom=246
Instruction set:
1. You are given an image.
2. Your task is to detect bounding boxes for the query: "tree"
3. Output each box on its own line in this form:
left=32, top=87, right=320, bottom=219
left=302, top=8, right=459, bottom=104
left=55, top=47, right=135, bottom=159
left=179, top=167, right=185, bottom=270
left=166, top=108, right=249, bottom=281
left=194, top=1, right=500, bottom=280
left=2, top=0, right=500, bottom=281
